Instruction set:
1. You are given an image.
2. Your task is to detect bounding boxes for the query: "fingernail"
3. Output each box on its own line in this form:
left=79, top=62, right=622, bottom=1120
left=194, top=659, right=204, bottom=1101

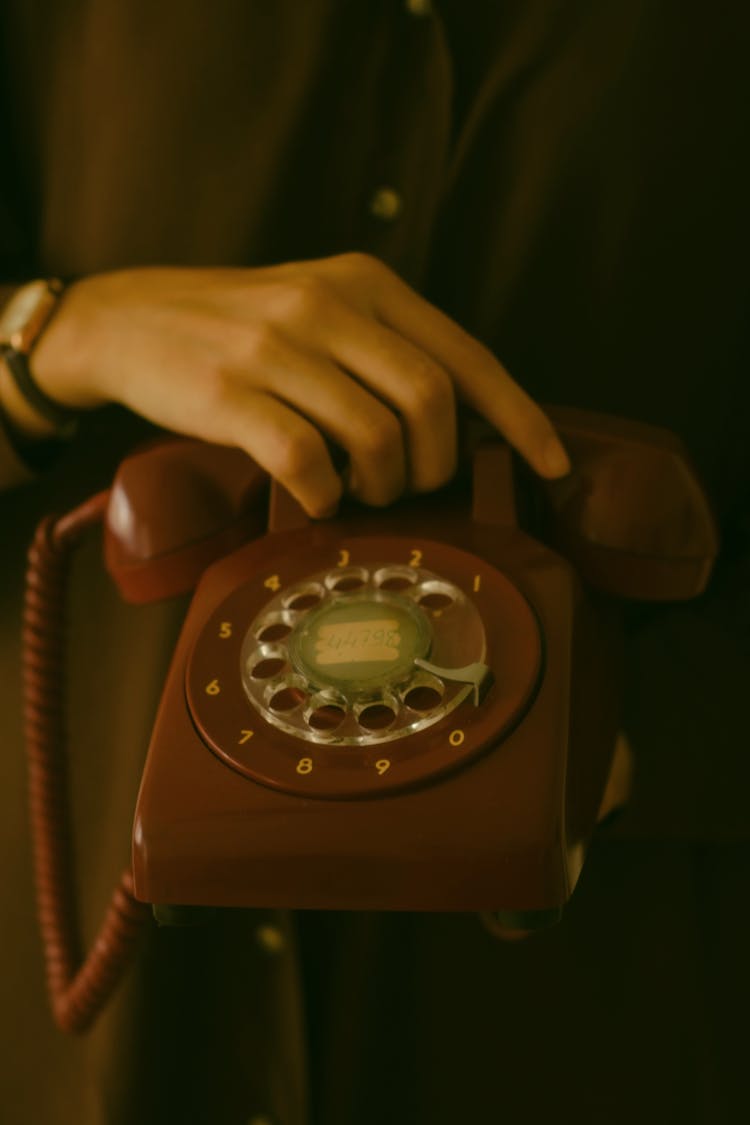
left=544, top=439, right=571, bottom=478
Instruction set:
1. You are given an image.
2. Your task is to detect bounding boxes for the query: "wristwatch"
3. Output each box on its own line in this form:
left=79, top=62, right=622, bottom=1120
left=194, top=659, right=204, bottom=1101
left=0, top=278, right=79, bottom=437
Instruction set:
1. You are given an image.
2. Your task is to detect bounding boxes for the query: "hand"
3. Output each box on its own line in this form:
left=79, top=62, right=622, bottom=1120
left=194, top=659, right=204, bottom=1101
left=31, top=254, right=571, bottom=516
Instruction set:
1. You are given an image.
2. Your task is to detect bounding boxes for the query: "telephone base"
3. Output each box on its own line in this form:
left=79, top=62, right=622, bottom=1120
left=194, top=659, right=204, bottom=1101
left=133, top=502, right=621, bottom=918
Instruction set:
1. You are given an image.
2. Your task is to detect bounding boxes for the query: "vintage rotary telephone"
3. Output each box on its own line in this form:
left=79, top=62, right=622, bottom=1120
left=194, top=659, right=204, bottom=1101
left=23, top=406, right=718, bottom=1032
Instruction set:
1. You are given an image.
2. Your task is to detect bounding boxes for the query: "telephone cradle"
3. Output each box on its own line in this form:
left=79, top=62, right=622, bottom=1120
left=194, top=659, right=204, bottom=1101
left=23, top=406, right=718, bottom=1032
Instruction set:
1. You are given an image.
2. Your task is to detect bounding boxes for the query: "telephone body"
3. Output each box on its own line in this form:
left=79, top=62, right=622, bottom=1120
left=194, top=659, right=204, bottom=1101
left=100, top=407, right=717, bottom=929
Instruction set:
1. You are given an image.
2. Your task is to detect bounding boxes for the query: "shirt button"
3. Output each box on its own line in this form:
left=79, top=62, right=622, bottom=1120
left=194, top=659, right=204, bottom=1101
left=368, top=186, right=404, bottom=222
left=255, top=923, right=286, bottom=955
left=405, top=0, right=433, bottom=15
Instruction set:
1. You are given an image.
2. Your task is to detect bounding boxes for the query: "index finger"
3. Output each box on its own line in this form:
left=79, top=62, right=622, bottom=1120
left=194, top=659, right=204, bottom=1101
left=372, top=272, right=571, bottom=479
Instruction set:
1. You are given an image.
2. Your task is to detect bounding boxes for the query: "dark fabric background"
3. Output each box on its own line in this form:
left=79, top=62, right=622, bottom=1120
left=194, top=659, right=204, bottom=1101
left=1, top=3, right=747, bottom=1122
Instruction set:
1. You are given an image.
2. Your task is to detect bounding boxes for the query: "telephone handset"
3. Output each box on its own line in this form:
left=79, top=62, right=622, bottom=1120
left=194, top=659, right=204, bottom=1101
left=24, top=406, right=718, bottom=1031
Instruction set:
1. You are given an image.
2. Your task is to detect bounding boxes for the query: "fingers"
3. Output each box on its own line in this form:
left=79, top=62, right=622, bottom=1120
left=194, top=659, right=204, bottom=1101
left=45, top=260, right=569, bottom=523
left=222, top=256, right=560, bottom=509
left=243, top=271, right=458, bottom=496
left=219, top=385, right=345, bottom=518
left=233, top=332, right=407, bottom=506
left=356, top=258, right=571, bottom=479
left=215, top=315, right=454, bottom=512
left=301, top=303, right=458, bottom=495
left=116, top=345, right=346, bottom=518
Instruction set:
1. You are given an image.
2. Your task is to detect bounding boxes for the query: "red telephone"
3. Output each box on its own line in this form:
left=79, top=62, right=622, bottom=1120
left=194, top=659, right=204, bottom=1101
left=24, top=406, right=718, bottom=1031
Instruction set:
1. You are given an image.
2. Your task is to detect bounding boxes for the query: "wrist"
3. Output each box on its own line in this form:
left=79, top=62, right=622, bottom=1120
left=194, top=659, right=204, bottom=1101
left=29, top=275, right=110, bottom=411
left=0, top=356, right=73, bottom=475
left=0, top=278, right=87, bottom=462
left=0, top=358, right=60, bottom=441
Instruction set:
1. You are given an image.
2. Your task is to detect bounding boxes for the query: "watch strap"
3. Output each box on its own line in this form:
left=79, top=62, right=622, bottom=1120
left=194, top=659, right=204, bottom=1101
left=1, top=346, right=79, bottom=437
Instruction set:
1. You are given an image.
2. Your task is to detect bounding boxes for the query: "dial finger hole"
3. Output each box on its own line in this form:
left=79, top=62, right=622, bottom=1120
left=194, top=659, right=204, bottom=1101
left=418, top=592, right=453, bottom=611
left=403, top=684, right=444, bottom=712
left=357, top=702, right=397, bottom=731
left=269, top=685, right=308, bottom=712
left=283, top=583, right=325, bottom=611
left=307, top=704, right=347, bottom=732
left=250, top=656, right=287, bottom=680
left=374, top=565, right=419, bottom=592
left=326, top=567, right=369, bottom=593
left=416, top=581, right=458, bottom=612
left=256, top=618, right=293, bottom=643
left=304, top=690, right=348, bottom=733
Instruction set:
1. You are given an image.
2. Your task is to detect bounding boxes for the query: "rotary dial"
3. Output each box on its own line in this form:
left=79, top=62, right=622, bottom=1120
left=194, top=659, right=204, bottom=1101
left=240, top=564, right=490, bottom=746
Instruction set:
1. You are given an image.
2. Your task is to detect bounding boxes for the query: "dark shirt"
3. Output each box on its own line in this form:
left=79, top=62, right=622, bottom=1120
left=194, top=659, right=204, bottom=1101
left=1, top=4, right=748, bottom=1123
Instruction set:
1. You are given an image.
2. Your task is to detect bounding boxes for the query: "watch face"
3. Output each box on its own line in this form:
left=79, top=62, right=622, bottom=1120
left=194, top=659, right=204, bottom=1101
left=0, top=280, right=62, bottom=352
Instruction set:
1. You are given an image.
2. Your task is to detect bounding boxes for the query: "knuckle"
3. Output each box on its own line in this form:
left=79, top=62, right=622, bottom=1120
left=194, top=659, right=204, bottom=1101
left=199, top=364, right=235, bottom=408
left=360, top=412, right=403, bottom=461
left=275, top=274, right=331, bottom=320
left=333, top=250, right=389, bottom=281
left=403, top=362, right=454, bottom=415
left=243, top=321, right=284, bottom=365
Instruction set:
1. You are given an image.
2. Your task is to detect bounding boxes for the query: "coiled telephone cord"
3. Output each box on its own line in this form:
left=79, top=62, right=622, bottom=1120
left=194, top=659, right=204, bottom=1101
left=23, top=492, right=152, bottom=1034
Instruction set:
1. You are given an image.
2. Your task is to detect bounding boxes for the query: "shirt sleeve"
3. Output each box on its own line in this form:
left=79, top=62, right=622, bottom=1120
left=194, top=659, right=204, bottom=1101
left=0, top=410, right=35, bottom=488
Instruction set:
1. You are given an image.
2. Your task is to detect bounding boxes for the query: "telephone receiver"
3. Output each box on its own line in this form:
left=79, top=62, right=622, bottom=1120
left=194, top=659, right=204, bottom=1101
left=24, top=406, right=718, bottom=1032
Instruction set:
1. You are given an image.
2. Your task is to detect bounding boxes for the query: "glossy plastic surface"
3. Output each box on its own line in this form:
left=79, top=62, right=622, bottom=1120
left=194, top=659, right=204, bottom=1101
left=128, top=411, right=718, bottom=917
left=104, top=440, right=267, bottom=602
